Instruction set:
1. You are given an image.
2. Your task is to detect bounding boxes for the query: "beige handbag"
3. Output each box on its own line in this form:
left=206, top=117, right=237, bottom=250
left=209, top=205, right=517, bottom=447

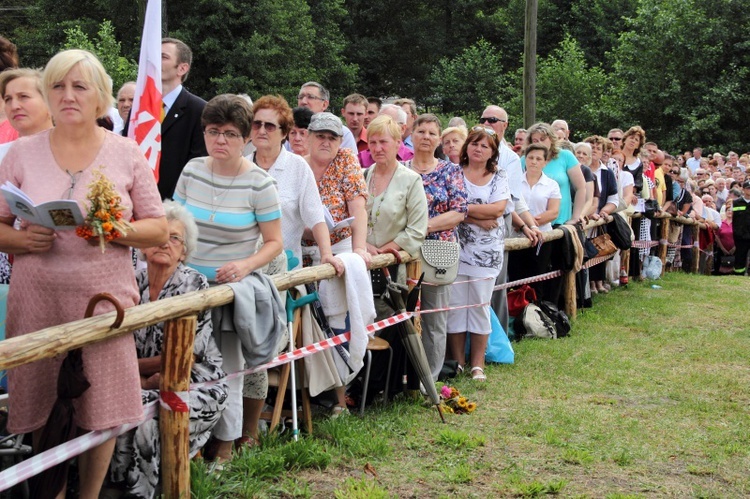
left=419, top=239, right=460, bottom=284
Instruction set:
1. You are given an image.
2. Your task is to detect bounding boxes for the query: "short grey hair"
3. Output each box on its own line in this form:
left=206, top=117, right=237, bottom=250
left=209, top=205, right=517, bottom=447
left=448, top=117, right=467, bottom=128
left=163, top=200, right=198, bottom=259
left=300, top=81, right=329, bottom=102
left=574, top=142, right=591, bottom=155
left=379, top=104, right=407, bottom=125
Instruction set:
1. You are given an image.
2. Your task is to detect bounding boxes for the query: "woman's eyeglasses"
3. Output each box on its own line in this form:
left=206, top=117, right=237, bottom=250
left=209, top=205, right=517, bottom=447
left=251, top=120, right=279, bottom=133
left=168, top=234, right=184, bottom=245
left=204, top=129, right=242, bottom=140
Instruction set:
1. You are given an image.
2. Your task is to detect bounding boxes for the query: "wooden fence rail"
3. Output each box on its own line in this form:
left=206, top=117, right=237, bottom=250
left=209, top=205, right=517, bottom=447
left=0, top=213, right=708, bottom=498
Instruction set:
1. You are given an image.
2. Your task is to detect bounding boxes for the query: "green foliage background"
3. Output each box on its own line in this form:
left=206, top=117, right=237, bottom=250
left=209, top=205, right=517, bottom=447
left=3, top=0, right=749, bottom=152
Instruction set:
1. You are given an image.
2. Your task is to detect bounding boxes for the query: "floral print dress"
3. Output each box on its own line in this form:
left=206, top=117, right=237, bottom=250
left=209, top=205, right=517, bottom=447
left=406, top=159, right=468, bottom=241
left=110, top=264, right=228, bottom=499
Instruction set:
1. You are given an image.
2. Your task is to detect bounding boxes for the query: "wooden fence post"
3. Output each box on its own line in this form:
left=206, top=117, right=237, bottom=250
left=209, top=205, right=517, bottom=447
left=160, top=314, right=196, bottom=499
left=659, top=218, right=670, bottom=275
left=562, top=270, right=577, bottom=320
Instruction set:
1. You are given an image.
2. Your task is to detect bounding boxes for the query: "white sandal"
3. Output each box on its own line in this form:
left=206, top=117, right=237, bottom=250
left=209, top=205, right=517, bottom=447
left=331, top=405, right=349, bottom=419
left=470, top=367, right=486, bottom=382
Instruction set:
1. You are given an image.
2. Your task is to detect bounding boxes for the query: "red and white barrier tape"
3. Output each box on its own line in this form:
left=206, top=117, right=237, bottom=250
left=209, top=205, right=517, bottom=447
left=408, top=275, right=493, bottom=287
left=630, top=240, right=660, bottom=249
left=0, top=401, right=159, bottom=492
left=190, top=310, right=415, bottom=390
left=582, top=254, right=616, bottom=269
left=494, top=269, right=562, bottom=291
left=160, top=390, right=189, bottom=413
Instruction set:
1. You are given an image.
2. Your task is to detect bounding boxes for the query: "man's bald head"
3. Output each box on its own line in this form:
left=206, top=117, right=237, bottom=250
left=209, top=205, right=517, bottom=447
left=480, top=105, right=509, bottom=138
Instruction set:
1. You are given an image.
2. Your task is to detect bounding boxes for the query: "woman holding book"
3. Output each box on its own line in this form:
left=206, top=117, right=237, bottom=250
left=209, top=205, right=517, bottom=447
left=0, top=49, right=167, bottom=498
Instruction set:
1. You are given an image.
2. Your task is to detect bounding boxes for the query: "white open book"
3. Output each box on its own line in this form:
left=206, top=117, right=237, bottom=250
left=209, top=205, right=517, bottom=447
left=324, top=206, right=354, bottom=232
left=1, top=182, right=85, bottom=229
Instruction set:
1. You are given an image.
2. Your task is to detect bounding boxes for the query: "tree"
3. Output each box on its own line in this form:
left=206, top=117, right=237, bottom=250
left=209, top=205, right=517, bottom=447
left=8, top=0, right=140, bottom=69
left=610, top=0, right=750, bottom=151
left=167, top=0, right=352, bottom=103
left=306, top=0, right=359, bottom=104
left=62, top=21, right=137, bottom=93
left=504, top=35, right=612, bottom=139
left=428, top=39, right=508, bottom=114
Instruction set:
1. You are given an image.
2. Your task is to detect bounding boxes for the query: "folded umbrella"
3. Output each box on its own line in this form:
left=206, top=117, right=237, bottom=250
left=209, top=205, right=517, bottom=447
left=381, top=266, right=445, bottom=423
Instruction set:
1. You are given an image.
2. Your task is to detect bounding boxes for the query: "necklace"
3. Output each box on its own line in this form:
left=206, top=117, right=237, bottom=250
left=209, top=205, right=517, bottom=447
left=408, top=158, right=438, bottom=175
left=209, top=158, right=244, bottom=222
left=367, top=165, right=397, bottom=235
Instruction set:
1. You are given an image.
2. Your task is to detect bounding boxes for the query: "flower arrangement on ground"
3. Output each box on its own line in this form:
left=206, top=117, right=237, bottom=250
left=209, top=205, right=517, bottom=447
left=439, top=384, right=477, bottom=414
left=75, top=168, right=134, bottom=252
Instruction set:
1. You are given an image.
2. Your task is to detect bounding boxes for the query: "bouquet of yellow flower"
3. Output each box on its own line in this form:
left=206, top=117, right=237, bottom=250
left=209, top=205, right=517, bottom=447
left=439, top=385, right=477, bottom=415
left=75, top=168, right=134, bottom=253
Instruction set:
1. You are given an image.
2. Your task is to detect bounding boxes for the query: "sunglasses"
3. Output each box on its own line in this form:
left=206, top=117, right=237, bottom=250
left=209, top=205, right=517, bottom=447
left=478, top=117, right=506, bottom=124
left=671, top=170, right=680, bottom=175
left=251, top=120, right=279, bottom=133
left=471, top=126, right=497, bottom=136
left=608, top=137, right=622, bottom=141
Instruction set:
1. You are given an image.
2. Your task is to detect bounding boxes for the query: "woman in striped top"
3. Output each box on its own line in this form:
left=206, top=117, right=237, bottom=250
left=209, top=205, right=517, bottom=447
left=174, top=94, right=283, bottom=464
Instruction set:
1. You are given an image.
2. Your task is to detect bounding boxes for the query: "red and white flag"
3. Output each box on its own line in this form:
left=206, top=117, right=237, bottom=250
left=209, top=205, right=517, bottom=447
left=128, top=0, right=162, bottom=181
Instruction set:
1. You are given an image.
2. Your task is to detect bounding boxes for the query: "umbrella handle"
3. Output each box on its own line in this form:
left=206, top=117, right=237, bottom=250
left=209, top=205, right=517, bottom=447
left=383, top=248, right=402, bottom=264
left=84, top=293, right=125, bottom=328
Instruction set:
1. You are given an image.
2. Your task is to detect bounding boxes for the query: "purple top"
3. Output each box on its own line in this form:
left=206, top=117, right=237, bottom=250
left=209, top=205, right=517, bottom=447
left=717, top=220, right=734, bottom=251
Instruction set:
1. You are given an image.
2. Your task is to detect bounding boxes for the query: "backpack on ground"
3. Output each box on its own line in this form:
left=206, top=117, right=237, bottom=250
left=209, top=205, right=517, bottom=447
left=515, top=303, right=557, bottom=339
left=537, top=300, right=571, bottom=338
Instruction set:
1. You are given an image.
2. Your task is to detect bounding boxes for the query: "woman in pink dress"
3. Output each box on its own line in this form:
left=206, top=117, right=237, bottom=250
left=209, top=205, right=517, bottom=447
left=0, top=49, right=167, bottom=497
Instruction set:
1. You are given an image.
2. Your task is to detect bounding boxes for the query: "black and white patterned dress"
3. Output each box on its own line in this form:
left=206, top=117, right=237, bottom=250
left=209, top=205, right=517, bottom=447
left=109, top=264, right=228, bottom=499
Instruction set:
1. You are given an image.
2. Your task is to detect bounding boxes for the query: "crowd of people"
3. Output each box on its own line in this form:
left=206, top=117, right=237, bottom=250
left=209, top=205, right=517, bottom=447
left=1, top=34, right=749, bottom=498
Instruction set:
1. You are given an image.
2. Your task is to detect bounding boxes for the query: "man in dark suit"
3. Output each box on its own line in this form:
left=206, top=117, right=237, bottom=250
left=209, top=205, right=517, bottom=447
left=124, top=37, right=207, bottom=199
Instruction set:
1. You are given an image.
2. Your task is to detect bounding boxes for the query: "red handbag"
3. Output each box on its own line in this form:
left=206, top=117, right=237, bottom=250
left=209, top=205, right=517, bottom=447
left=507, top=284, right=537, bottom=317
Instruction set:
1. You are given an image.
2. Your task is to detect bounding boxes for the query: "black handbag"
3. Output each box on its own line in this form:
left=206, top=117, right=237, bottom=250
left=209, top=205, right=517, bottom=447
left=607, top=214, right=632, bottom=250
left=643, top=199, right=659, bottom=219
left=719, top=255, right=735, bottom=274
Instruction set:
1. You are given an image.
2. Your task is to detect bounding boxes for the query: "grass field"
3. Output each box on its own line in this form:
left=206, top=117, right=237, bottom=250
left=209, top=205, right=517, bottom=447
left=193, top=273, right=750, bottom=498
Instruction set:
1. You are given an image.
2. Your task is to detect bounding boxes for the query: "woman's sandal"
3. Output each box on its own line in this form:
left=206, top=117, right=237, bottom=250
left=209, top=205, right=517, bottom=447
left=331, top=405, right=349, bottom=419
left=235, top=435, right=257, bottom=450
left=470, top=366, right=487, bottom=382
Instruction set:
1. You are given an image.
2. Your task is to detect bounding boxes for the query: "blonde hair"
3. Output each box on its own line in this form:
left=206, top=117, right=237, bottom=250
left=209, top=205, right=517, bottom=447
left=441, top=126, right=468, bottom=142
left=526, top=123, right=560, bottom=159
left=0, top=68, right=44, bottom=98
left=42, top=49, right=114, bottom=119
left=367, top=115, right=402, bottom=142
